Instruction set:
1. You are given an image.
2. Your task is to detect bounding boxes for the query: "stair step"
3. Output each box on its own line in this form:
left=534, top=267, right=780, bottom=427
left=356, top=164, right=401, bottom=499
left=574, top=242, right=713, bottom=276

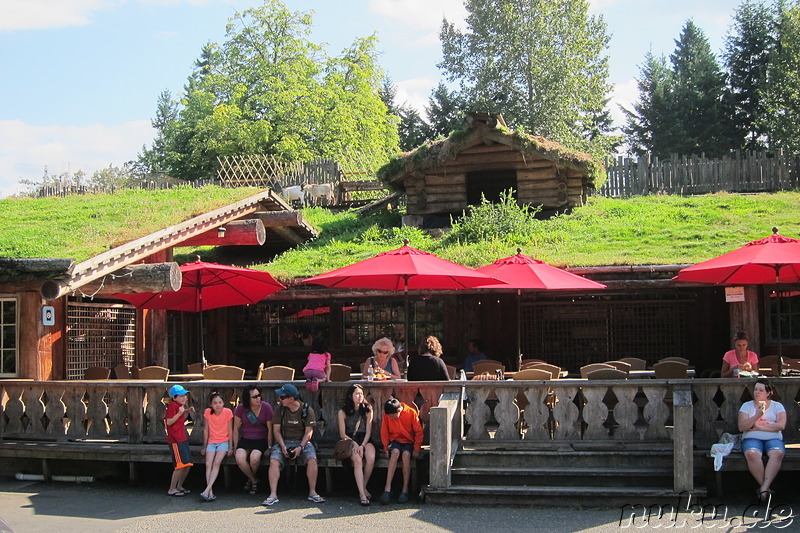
left=451, top=466, right=674, bottom=477
left=424, top=484, right=708, bottom=507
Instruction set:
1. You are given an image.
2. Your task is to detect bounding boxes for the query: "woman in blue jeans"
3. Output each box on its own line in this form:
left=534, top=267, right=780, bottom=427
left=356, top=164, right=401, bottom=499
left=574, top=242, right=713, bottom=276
left=738, top=378, right=786, bottom=500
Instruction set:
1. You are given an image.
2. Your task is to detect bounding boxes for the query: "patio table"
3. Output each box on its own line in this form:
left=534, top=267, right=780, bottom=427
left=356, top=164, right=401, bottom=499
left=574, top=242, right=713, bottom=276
left=167, top=373, right=204, bottom=381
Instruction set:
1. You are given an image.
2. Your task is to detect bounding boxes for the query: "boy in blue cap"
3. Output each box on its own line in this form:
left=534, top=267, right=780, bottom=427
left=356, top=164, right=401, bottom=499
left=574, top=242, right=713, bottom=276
left=165, top=384, right=195, bottom=496
left=263, top=383, right=325, bottom=505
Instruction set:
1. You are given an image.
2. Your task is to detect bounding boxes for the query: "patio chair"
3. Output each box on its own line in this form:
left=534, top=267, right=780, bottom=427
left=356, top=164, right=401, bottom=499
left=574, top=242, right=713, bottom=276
left=618, top=357, right=647, bottom=371
left=328, top=364, right=352, bottom=382
left=520, top=359, right=546, bottom=367
left=604, top=361, right=632, bottom=374
left=579, top=363, right=615, bottom=379
left=445, top=365, right=457, bottom=380
left=203, top=365, right=245, bottom=380
left=130, top=366, right=140, bottom=379
left=187, top=362, right=205, bottom=374
left=137, top=366, right=170, bottom=381
left=757, top=355, right=781, bottom=376
left=84, top=366, right=111, bottom=380
left=472, top=360, right=505, bottom=375
left=113, top=364, right=131, bottom=379
left=512, top=368, right=553, bottom=380
left=653, top=360, right=688, bottom=379
left=258, top=365, right=295, bottom=381
left=658, top=356, right=689, bottom=365
left=586, top=368, right=628, bottom=380
left=523, top=363, right=562, bottom=379
left=782, top=357, right=800, bottom=371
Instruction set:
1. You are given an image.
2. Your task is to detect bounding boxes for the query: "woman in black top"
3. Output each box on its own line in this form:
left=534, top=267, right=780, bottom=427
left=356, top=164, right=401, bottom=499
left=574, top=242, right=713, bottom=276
left=407, top=335, right=450, bottom=381
left=337, top=384, right=375, bottom=505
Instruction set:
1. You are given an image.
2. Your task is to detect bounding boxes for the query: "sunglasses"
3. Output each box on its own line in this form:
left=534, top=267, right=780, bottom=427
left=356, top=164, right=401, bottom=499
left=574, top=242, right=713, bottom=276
left=376, top=349, right=389, bottom=354
left=250, top=394, right=261, bottom=399
left=279, top=395, right=289, bottom=400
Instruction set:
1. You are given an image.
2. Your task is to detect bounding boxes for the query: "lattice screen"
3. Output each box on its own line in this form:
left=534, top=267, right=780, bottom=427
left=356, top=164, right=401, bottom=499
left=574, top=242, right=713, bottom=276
left=67, top=302, right=136, bottom=380
left=520, top=296, right=690, bottom=371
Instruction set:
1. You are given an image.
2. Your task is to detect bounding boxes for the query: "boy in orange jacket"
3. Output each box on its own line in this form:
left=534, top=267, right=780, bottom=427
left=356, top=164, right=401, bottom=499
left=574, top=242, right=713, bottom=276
left=379, top=398, right=422, bottom=504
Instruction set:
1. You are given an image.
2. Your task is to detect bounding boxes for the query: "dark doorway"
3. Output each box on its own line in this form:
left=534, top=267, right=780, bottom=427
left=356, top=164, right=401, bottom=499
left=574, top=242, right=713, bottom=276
left=466, top=169, right=517, bottom=205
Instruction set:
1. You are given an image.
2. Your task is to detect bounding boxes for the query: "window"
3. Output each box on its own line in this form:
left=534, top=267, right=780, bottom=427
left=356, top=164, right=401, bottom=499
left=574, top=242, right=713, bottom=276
left=343, top=300, right=443, bottom=348
left=0, top=298, right=17, bottom=376
left=232, top=303, right=331, bottom=348
left=768, top=290, right=800, bottom=343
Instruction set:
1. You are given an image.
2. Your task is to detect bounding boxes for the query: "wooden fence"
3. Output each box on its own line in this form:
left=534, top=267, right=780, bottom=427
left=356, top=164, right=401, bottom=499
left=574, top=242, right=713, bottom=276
left=34, top=178, right=219, bottom=198
left=601, top=149, right=800, bottom=197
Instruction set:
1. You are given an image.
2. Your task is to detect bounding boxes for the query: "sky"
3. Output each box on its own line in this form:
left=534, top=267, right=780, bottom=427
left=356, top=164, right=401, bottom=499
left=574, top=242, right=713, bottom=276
left=0, top=0, right=737, bottom=197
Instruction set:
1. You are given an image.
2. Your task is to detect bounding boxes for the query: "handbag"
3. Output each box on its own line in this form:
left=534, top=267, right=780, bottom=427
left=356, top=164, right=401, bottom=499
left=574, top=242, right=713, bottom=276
left=334, top=415, right=362, bottom=460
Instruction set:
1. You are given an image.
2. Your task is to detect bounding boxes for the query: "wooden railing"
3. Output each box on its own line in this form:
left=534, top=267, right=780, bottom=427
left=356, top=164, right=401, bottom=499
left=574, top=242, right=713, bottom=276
left=5, top=378, right=800, bottom=494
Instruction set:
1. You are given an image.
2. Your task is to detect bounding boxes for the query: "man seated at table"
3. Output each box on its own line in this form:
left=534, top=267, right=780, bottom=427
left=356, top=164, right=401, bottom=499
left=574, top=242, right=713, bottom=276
left=262, top=383, right=325, bottom=506
left=462, top=338, right=487, bottom=373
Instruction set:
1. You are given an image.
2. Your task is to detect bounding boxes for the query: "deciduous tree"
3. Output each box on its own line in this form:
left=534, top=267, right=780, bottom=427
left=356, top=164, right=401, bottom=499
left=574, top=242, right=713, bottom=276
left=762, top=3, right=800, bottom=151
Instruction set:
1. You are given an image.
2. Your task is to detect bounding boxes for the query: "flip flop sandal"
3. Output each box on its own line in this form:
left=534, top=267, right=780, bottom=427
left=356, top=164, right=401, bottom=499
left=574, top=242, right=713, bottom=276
left=244, top=480, right=252, bottom=492
left=179, top=489, right=191, bottom=494
left=262, top=497, right=279, bottom=506
left=308, top=494, right=326, bottom=503
left=359, top=497, right=371, bottom=506
left=250, top=482, right=258, bottom=495
left=169, top=491, right=186, bottom=497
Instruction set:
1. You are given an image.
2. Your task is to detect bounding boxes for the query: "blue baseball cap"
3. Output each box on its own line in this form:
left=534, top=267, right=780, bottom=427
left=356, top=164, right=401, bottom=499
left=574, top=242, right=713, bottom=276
left=275, top=383, right=298, bottom=398
left=169, top=384, right=189, bottom=397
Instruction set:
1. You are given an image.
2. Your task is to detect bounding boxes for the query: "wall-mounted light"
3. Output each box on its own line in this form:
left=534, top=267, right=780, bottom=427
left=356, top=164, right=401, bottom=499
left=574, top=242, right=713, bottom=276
left=217, top=226, right=226, bottom=238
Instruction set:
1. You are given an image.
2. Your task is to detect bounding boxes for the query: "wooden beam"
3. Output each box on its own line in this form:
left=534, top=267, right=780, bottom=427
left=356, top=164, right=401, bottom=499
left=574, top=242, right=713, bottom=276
left=269, top=226, right=304, bottom=245
left=178, top=219, right=266, bottom=247
left=246, top=210, right=303, bottom=227
left=40, top=263, right=181, bottom=299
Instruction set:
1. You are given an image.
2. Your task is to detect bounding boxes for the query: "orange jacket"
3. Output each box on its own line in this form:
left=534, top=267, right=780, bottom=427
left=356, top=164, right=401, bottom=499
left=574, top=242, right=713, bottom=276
left=380, top=402, right=423, bottom=452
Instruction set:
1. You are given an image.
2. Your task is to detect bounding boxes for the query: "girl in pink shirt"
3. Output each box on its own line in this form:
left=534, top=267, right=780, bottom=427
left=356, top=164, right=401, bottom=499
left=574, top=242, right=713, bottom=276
left=303, top=337, right=331, bottom=392
left=201, top=391, right=233, bottom=502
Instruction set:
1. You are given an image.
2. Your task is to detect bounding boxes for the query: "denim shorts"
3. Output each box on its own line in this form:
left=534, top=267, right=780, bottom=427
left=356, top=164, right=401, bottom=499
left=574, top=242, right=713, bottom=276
left=388, top=441, right=414, bottom=454
left=206, top=441, right=229, bottom=453
left=269, top=441, right=316, bottom=469
left=742, top=437, right=785, bottom=454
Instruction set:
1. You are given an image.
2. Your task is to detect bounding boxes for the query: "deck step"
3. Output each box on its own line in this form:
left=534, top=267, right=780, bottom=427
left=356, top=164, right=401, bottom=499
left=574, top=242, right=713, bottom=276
left=423, top=484, right=708, bottom=507
left=451, top=466, right=674, bottom=476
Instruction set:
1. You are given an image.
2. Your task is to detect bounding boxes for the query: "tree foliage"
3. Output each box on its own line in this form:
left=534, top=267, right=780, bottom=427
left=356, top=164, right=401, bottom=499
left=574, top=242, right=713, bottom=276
left=138, top=0, right=398, bottom=181
left=724, top=0, right=780, bottom=150
left=438, top=0, right=615, bottom=157
left=762, top=2, right=800, bottom=151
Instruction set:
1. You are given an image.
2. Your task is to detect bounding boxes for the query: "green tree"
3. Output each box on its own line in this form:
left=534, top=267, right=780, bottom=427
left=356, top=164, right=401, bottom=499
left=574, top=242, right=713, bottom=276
left=438, top=0, right=615, bottom=156
left=669, top=20, right=733, bottom=156
left=425, top=82, right=464, bottom=139
left=140, top=0, right=398, bottom=181
left=622, top=52, right=681, bottom=157
left=724, top=0, right=780, bottom=150
left=762, top=3, right=800, bottom=150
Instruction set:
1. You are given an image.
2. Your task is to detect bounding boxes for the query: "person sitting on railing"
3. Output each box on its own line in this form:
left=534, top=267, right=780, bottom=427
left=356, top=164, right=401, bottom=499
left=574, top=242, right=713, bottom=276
left=722, top=331, right=759, bottom=378
left=738, top=378, right=786, bottom=501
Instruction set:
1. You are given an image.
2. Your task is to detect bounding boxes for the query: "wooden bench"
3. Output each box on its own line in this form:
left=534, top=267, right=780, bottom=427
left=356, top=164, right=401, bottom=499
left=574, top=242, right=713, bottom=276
left=0, top=439, right=427, bottom=494
left=705, top=443, right=800, bottom=496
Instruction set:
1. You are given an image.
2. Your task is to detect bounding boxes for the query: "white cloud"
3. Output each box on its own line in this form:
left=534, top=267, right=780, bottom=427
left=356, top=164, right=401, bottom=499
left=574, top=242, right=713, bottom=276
left=609, top=78, right=638, bottom=130
left=0, top=0, right=112, bottom=30
left=395, top=76, right=438, bottom=115
left=369, top=0, right=467, bottom=32
left=0, top=0, right=211, bottom=31
left=0, top=119, right=155, bottom=197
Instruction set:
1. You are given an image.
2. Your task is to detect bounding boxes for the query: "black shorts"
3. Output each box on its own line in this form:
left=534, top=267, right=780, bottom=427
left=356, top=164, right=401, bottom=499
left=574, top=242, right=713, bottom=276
left=237, top=438, right=268, bottom=453
left=169, top=440, right=193, bottom=469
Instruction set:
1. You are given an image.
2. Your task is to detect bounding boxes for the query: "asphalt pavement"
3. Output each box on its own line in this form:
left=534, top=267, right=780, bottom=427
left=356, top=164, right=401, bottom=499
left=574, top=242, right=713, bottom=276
left=0, top=477, right=798, bottom=532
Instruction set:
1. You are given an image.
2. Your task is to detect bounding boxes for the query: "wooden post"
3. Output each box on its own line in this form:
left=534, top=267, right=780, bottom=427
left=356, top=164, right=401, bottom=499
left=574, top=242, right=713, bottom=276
left=127, top=385, right=144, bottom=444
left=140, top=251, right=171, bottom=367
left=728, top=286, right=760, bottom=354
left=18, top=291, right=49, bottom=380
left=673, top=383, right=694, bottom=493
left=429, top=405, right=452, bottom=489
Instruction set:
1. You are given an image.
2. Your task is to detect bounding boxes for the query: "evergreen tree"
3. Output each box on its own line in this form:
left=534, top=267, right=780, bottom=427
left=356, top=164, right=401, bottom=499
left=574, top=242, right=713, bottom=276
left=439, top=0, right=615, bottom=157
left=724, top=0, right=780, bottom=150
left=425, top=82, right=464, bottom=139
left=670, top=20, right=733, bottom=156
left=761, top=2, right=800, bottom=151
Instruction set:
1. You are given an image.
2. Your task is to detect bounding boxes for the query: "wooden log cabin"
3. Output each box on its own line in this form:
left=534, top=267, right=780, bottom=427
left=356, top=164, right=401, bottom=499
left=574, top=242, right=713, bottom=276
left=377, top=112, right=604, bottom=226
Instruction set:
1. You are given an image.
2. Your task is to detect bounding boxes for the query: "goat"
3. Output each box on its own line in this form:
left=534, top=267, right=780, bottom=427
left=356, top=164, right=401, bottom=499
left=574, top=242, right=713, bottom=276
left=303, top=183, right=334, bottom=207
left=281, top=185, right=304, bottom=207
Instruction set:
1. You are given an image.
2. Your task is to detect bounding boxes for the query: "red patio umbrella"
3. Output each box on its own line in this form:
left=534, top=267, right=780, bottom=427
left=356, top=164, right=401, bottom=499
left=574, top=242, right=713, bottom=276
left=302, top=240, right=504, bottom=351
left=116, top=260, right=285, bottom=364
left=477, top=249, right=607, bottom=367
left=674, top=228, right=800, bottom=365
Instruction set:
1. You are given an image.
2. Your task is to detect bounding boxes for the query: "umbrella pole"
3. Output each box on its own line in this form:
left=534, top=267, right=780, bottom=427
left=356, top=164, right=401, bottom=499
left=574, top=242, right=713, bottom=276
left=517, top=290, right=522, bottom=371
left=404, top=282, right=410, bottom=377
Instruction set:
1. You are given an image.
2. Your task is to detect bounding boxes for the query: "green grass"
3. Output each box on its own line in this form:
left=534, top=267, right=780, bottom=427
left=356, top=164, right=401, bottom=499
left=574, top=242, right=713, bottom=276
left=0, top=186, right=258, bottom=261
left=3, top=187, right=799, bottom=280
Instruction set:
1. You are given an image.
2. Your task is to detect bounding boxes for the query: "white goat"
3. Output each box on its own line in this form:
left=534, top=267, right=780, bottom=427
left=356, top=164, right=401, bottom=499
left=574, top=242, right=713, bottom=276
left=303, top=183, right=334, bottom=207
left=281, top=185, right=304, bottom=207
